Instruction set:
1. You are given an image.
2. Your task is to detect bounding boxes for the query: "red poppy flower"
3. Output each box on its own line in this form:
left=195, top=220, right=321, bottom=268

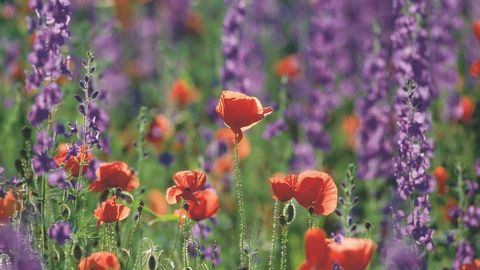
left=298, top=228, right=376, bottom=270
left=433, top=166, right=448, bottom=194
left=54, top=144, right=93, bottom=177
left=460, top=96, right=476, bottom=123
left=215, top=91, right=273, bottom=143
left=146, top=114, right=172, bottom=150
left=461, top=259, right=480, bottom=270
left=213, top=155, right=233, bottom=176
left=187, top=189, right=219, bottom=221
left=0, top=190, right=18, bottom=223
left=93, top=196, right=130, bottom=225
left=77, top=251, right=120, bottom=270
left=166, top=170, right=207, bottom=204
left=295, top=170, right=338, bottom=216
left=89, top=162, right=140, bottom=192
left=473, top=21, right=480, bottom=43
left=269, top=174, right=298, bottom=202
left=341, top=114, right=360, bottom=149
left=170, top=79, right=197, bottom=107
left=470, top=60, right=480, bottom=78
left=275, top=54, right=302, bottom=79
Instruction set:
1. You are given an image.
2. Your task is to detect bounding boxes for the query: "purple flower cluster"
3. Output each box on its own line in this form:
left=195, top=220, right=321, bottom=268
left=0, top=226, right=43, bottom=270
left=28, top=83, right=63, bottom=127
left=452, top=240, right=474, bottom=270
left=48, top=222, right=72, bottom=245
left=26, top=0, right=71, bottom=91
left=187, top=220, right=221, bottom=266
left=383, top=240, right=423, bottom=270
left=31, top=131, right=56, bottom=176
left=289, top=143, right=316, bottom=173
left=463, top=205, right=480, bottom=229
left=356, top=47, right=395, bottom=180
left=221, top=0, right=246, bottom=91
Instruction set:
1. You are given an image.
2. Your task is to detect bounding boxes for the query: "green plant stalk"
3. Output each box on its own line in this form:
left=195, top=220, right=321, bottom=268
left=455, top=163, right=465, bottom=241
left=183, top=216, right=190, bottom=269
left=234, top=142, right=247, bottom=267
left=279, top=225, right=289, bottom=270
left=268, top=200, right=279, bottom=270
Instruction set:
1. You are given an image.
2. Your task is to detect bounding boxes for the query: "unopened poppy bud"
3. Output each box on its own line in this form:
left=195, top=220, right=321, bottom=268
left=73, top=244, right=82, bottom=261
left=60, top=204, right=71, bottom=219
left=365, top=222, right=371, bottom=230
left=22, top=126, right=31, bottom=140
left=283, top=203, right=296, bottom=224
left=183, top=203, right=190, bottom=211
left=279, top=214, right=287, bottom=227
left=148, top=255, right=156, bottom=270
left=308, top=207, right=315, bottom=215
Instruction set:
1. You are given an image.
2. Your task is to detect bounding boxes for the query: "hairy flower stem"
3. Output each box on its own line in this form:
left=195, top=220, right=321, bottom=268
left=279, top=225, right=289, bottom=270
left=455, top=162, right=465, bottom=241
left=268, top=200, right=280, bottom=270
left=234, top=141, right=247, bottom=267
left=183, top=215, right=190, bottom=269
left=308, top=213, right=314, bottom=229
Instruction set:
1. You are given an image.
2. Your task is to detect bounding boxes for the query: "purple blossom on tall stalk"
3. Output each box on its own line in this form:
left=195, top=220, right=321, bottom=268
left=452, top=240, right=474, bottom=270
left=0, top=226, right=43, bottom=270
left=26, top=0, right=71, bottom=91
left=48, top=222, right=72, bottom=245
left=356, top=43, right=395, bottom=180
left=221, top=0, right=246, bottom=91
left=289, top=143, right=316, bottom=173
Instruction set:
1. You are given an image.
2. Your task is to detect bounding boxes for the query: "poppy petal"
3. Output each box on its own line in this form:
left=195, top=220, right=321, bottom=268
left=470, top=60, right=480, bottom=77
left=166, top=186, right=184, bottom=204
left=314, top=173, right=338, bottom=216
left=304, top=228, right=329, bottom=267
left=328, top=238, right=376, bottom=270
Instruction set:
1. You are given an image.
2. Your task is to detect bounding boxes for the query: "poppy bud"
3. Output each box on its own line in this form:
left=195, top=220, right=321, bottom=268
left=22, top=126, right=31, bottom=140
left=60, top=204, right=71, bottom=219
left=279, top=214, right=287, bottom=227
left=365, top=222, right=371, bottom=230
left=283, top=203, right=296, bottom=224
left=148, top=255, right=156, bottom=270
left=73, top=244, right=82, bottom=261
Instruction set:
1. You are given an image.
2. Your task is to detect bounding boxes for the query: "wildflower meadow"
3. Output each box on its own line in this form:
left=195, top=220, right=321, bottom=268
left=1, top=0, right=480, bottom=269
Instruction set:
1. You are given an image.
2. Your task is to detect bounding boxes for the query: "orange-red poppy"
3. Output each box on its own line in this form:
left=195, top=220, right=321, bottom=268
left=54, top=144, right=93, bottom=177
left=166, top=170, right=207, bottom=204
left=433, top=166, right=448, bottom=194
left=93, top=196, right=130, bottom=225
left=113, top=0, right=133, bottom=29
left=215, top=128, right=251, bottom=160
left=187, top=189, right=219, bottom=221
left=294, top=170, right=338, bottom=216
left=184, top=11, right=205, bottom=36
left=147, top=189, right=169, bottom=216
left=473, top=21, right=480, bottom=43
left=460, top=96, right=476, bottom=123
left=461, top=259, right=480, bottom=270
left=89, top=162, right=139, bottom=192
left=215, top=91, right=273, bottom=143
left=298, top=228, right=376, bottom=270
left=341, top=114, right=360, bottom=149
left=0, top=190, right=17, bottom=223
left=170, top=79, right=197, bottom=107
left=213, top=155, right=233, bottom=176
left=470, top=60, right=480, bottom=77
left=275, top=54, right=302, bottom=79
left=146, top=114, right=172, bottom=150
left=269, top=174, right=298, bottom=202
left=77, top=251, right=120, bottom=270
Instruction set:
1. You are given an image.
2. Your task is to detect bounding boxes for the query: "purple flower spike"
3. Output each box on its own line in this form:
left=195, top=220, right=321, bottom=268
left=48, top=222, right=72, bottom=245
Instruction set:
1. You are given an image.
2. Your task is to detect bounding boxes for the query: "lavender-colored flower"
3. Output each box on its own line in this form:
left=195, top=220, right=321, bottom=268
left=443, top=94, right=463, bottom=122
left=263, top=118, right=288, bottom=140
left=33, top=131, right=53, bottom=155
left=158, top=152, right=174, bottom=167
left=25, top=0, right=71, bottom=91
left=203, top=245, right=221, bottom=266
left=32, top=152, right=55, bottom=176
left=28, top=82, right=63, bottom=126
left=383, top=240, right=424, bottom=270
left=289, top=143, right=316, bottom=173
left=48, top=170, right=69, bottom=189
left=476, top=160, right=480, bottom=177
left=48, top=222, right=72, bottom=245
left=192, top=222, right=212, bottom=240
left=465, top=180, right=479, bottom=198
left=0, top=226, right=43, bottom=270
left=463, top=205, right=480, bottom=229
left=221, top=0, right=246, bottom=91
left=452, top=241, right=474, bottom=270
left=356, top=44, right=395, bottom=180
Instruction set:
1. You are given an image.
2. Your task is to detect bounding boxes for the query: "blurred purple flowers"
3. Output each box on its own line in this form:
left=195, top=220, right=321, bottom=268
left=48, top=222, right=72, bottom=245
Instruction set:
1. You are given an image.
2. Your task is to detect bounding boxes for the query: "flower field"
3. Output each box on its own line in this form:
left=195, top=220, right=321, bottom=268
left=0, top=0, right=480, bottom=269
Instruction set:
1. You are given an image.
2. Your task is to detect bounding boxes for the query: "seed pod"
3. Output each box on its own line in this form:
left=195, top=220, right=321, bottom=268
left=148, top=255, right=156, bottom=270
left=283, top=203, right=296, bottom=224
left=73, top=244, right=82, bottom=261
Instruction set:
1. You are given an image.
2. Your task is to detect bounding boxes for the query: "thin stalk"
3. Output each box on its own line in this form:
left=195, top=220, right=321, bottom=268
left=234, top=141, right=246, bottom=267
left=268, top=200, right=279, bottom=270
left=183, top=213, right=190, bottom=269
left=279, top=225, right=289, bottom=270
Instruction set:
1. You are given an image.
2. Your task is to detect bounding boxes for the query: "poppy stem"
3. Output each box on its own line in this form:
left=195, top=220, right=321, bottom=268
left=308, top=213, right=314, bottom=229
left=183, top=214, right=191, bottom=269
left=268, top=200, right=280, bottom=270
left=234, top=141, right=247, bottom=267
left=171, top=204, right=184, bottom=259
left=279, top=224, right=289, bottom=270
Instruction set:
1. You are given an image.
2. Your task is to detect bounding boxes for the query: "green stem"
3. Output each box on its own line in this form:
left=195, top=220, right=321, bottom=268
left=455, top=163, right=465, bottom=241
left=308, top=213, right=314, bottom=229
left=183, top=215, right=190, bottom=269
left=268, top=200, right=279, bottom=270
left=279, top=225, right=289, bottom=270
left=234, top=141, right=246, bottom=267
